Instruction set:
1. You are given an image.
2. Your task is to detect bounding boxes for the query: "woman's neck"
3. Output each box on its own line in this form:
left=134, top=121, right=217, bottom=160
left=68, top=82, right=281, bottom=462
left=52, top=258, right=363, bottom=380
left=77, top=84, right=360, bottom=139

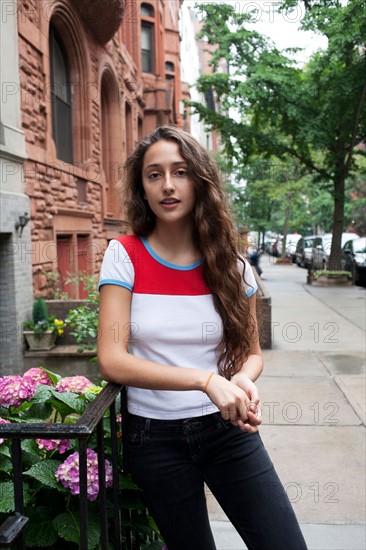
left=147, top=222, right=199, bottom=266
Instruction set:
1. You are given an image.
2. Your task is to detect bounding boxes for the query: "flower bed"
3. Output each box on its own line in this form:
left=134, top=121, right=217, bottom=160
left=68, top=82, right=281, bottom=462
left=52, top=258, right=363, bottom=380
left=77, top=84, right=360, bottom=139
left=0, top=368, right=164, bottom=549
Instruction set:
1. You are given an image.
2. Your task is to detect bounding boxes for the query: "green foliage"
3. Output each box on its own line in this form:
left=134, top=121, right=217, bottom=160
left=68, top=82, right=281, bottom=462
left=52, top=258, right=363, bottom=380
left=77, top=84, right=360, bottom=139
left=24, top=460, right=64, bottom=491
left=313, top=270, right=352, bottom=279
left=66, top=304, right=99, bottom=352
left=189, top=0, right=366, bottom=268
left=65, top=274, right=99, bottom=352
left=33, top=297, right=48, bottom=324
left=45, top=272, right=69, bottom=300
left=0, top=369, right=164, bottom=548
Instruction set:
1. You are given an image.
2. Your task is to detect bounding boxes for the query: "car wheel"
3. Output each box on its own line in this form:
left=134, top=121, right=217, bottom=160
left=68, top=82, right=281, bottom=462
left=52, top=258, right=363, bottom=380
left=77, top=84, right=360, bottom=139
left=355, top=266, right=366, bottom=287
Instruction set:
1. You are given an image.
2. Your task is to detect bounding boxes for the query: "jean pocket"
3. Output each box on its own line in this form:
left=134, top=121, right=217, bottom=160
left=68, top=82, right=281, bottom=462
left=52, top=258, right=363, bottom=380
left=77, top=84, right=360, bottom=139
left=126, top=428, right=145, bottom=449
left=215, top=416, right=233, bottom=431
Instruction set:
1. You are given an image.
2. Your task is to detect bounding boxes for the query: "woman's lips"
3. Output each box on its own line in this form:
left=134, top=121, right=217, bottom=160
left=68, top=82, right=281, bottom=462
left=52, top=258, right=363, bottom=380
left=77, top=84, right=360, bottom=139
left=160, top=199, right=180, bottom=208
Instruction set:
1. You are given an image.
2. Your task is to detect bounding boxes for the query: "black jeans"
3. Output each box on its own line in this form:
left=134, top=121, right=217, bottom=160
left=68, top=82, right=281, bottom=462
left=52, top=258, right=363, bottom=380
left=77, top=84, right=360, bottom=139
left=126, top=412, right=307, bottom=550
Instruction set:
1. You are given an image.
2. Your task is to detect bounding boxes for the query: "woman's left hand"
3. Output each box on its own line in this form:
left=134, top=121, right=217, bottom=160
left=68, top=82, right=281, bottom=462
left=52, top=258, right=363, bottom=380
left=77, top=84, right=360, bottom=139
left=230, top=373, right=262, bottom=432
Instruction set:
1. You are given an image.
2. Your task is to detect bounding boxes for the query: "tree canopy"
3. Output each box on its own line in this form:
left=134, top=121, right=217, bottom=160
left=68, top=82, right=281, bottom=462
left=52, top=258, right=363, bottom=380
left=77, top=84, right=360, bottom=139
left=190, top=0, right=366, bottom=268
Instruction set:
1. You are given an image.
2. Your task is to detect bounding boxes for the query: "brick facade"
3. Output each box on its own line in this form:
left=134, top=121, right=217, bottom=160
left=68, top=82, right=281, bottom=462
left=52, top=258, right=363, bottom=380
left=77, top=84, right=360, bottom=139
left=16, top=0, right=185, bottom=298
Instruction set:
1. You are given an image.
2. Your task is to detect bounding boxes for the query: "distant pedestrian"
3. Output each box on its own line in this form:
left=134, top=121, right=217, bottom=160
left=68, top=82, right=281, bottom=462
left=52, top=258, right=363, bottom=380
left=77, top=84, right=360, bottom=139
left=98, top=126, right=307, bottom=550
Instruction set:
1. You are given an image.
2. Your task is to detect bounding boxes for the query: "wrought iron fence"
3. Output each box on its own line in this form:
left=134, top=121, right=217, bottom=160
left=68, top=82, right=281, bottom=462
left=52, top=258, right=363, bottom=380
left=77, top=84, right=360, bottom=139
left=0, top=383, right=136, bottom=550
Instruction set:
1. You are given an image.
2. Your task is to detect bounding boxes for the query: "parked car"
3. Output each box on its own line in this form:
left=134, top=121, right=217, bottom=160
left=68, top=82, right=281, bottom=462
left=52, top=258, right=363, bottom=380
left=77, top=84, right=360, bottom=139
left=276, top=233, right=302, bottom=262
left=341, top=237, right=366, bottom=286
left=295, top=235, right=316, bottom=268
left=312, top=232, right=359, bottom=270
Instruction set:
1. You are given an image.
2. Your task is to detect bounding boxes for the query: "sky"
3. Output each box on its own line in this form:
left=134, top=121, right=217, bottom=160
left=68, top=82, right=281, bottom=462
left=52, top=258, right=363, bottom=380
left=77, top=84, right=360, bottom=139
left=184, top=0, right=328, bottom=64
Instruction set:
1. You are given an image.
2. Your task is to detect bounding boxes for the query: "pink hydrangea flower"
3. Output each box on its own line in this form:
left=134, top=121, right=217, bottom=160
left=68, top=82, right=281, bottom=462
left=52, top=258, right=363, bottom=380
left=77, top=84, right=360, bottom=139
left=0, top=417, right=11, bottom=445
left=55, top=376, right=94, bottom=394
left=23, top=367, right=53, bottom=386
left=55, top=448, right=113, bottom=501
left=0, top=376, right=36, bottom=408
left=36, top=438, right=71, bottom=454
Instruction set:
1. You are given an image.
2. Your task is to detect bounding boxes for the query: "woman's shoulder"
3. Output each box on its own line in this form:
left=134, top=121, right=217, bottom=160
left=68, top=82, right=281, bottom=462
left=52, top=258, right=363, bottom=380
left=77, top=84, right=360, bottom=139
left=112, top=234, right=141, bottom=247
left=108, top=234, right=144, bottom=260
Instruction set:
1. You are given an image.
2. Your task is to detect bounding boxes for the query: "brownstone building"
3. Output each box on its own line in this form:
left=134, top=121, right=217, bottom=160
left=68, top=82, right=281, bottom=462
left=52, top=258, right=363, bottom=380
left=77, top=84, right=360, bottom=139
left=16, top=0, right=184, bottom=299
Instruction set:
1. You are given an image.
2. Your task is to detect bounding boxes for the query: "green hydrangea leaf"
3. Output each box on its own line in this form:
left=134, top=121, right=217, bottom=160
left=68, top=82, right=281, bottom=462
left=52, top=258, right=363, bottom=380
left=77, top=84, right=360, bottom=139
left=0, top=481, right=14, bottom=512
left=27, top=402, right=53, bottom=421
left=141, top=543, right=165, bottom=550
left=24, top=459, right=63, bottom=491
left=21, top=439, right=44, bottom=465
left=53, top=511, right=100, bottom=548
left=0, top=482, right=31, bottom=512
left=31, top=385, right=54, bottom=404
left=50, top=392, right=85, bottom=414
left=24, top=511, right=59, bottom=547
left=39, top=368, right=62, bottom=385
left=0, top=455, right=12, bottom=474
left=120, top=474, right=141, bottom=491
left=0, top=445, right=11, bottom=458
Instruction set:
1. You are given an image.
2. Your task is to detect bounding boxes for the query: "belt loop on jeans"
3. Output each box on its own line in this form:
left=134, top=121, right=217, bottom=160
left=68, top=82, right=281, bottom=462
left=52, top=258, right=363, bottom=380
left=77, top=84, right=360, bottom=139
left=144, top=417, right=151, bottom=438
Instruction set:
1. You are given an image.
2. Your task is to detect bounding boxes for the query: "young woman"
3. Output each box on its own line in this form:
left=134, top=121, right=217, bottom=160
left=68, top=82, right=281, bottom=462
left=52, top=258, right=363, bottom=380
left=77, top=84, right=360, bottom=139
left=98, top=126, right=307, bottom=550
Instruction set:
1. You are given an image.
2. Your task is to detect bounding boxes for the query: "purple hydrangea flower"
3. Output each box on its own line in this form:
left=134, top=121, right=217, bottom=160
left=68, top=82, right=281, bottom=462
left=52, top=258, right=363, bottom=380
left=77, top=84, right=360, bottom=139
left=23, top=367, right=53, bottom=386
left=55, top=448, right=113, bottom=501
left=0, top=417, right=11, bottom=445
left=55, top=376, right=94, bottom=394
left=0, top=376, right=36, bottom=408
left=36, top=438, right=71, bottom=454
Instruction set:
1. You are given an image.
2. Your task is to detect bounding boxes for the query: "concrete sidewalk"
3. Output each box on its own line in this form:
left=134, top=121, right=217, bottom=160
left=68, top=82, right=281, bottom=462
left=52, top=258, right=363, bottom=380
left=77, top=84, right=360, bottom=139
left=208, top=255, right=366, bottom=549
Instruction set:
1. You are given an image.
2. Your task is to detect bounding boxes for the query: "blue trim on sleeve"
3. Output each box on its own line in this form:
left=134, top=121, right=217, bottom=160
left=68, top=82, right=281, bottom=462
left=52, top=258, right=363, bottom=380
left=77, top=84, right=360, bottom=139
left=98, top=279, right=133, bottom=291
left=141, top=237, right=202, bottom=270
left=246, top=286, right=257, bottom=298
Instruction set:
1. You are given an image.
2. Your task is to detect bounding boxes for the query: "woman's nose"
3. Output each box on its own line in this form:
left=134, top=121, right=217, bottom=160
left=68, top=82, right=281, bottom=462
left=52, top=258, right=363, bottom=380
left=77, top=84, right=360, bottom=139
left=162, top=174, right=175, bottom=193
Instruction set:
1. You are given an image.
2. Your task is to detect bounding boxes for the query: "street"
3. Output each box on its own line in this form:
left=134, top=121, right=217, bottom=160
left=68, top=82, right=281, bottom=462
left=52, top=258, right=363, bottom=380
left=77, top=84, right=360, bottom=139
left=209, top=254, right=366, bottom=550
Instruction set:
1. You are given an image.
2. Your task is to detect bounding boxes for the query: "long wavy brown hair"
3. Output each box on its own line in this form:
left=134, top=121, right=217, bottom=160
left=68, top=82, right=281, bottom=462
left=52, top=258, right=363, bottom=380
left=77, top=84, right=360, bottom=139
left=121, top=125, right=257, bottom=379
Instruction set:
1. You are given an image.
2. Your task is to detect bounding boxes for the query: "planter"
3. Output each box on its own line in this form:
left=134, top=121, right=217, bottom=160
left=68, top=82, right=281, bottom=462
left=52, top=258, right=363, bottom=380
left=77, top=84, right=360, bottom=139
left=311, top=275, right=352, bottom=287
left=275, top=258, right=292, bottom=265
left=23, top=331, right=57, bottom=351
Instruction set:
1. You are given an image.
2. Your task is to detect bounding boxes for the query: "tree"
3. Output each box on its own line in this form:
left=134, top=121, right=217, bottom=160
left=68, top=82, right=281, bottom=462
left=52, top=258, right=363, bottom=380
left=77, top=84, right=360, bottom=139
left=189, top=0, right=366, bottom=268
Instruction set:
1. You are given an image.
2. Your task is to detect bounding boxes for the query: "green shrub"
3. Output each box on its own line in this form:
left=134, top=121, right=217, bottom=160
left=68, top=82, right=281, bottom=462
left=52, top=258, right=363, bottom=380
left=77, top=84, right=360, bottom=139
left=32, top=297, right=49, bottom=324
left=313, top=270, right=352, bottom=280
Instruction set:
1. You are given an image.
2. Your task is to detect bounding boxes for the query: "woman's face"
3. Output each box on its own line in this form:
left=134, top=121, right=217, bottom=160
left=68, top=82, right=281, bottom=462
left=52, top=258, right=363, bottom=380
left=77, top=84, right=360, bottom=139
left=141, top=140, right=195, bottom=227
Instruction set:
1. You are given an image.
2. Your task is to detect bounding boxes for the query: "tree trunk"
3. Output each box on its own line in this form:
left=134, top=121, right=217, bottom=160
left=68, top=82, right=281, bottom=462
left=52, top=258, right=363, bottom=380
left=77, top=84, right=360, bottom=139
left=328, top=172, right=345, bottom=271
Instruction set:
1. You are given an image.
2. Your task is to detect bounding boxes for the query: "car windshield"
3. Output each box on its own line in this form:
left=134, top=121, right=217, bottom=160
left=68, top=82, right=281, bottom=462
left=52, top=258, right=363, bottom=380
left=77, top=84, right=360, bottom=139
left=354, top=239, right=366, bottom=254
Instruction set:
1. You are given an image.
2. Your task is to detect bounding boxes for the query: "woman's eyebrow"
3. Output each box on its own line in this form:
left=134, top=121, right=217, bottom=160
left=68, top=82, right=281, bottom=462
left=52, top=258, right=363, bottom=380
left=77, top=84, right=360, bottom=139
left=144, top=161, right=188, bottom=170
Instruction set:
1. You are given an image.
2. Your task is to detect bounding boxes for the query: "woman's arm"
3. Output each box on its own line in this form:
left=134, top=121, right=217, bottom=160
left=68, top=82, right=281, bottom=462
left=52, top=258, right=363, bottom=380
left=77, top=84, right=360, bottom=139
left=229, top=293, right=263, bottom=430
left=98, top=284, right=257, bottom=428
left=232, top=293, right=263, bottom=383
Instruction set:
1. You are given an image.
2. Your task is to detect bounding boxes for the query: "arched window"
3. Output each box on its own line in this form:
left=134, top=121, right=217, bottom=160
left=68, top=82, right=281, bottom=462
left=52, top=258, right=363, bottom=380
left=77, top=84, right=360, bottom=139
left=49, top=24, right=73, bottom=163
left=100, top=69, right=122, bottom=218
left=140, top=3, right=155, bottom=73
left=48, top=8, right=90, bottom=163
left=141, top=3, right=154, bottom=17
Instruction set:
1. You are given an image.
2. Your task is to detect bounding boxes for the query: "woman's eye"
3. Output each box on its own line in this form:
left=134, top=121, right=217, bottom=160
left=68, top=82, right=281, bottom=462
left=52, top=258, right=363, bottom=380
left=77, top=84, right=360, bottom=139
left=175, top=169, right=187, bottom=176
left=148, top=172, right=160, bottom=180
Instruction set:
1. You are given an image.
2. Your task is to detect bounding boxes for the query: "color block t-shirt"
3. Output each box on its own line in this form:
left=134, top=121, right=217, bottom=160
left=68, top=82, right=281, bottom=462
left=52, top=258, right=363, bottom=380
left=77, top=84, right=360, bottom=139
left=98, top=235, right=257, bottom=419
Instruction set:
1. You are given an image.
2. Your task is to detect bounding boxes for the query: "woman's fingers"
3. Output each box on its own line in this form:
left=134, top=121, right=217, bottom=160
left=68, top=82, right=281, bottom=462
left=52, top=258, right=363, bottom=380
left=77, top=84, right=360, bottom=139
left=206, top=375, right=263, bottom=427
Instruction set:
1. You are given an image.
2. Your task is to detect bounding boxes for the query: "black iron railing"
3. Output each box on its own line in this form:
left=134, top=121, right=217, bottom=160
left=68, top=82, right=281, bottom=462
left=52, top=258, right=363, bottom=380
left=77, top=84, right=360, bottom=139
left=0, top=383, right=130, bottom=550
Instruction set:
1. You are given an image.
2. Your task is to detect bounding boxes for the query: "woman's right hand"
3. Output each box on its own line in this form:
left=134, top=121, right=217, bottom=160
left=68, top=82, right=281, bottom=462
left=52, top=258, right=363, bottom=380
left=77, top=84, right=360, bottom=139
left=205, top=374, right=259, bottom=432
